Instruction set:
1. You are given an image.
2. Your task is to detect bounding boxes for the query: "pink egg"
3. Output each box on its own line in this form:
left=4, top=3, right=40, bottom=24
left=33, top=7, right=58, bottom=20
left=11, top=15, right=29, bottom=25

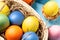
left=48, top=25, right=60, bottom=40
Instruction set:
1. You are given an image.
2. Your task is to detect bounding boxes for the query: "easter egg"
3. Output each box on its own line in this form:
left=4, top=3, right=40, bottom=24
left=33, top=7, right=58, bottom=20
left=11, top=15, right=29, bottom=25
left=5, top=25, right=23, bottom=40
left=23, top=0, right=33, bottom=5
left=0, top=14, right=10, bottom=33
left=22, top=16, right=39, bottom=32
left=43, top=1, right=58, bottom=17
left=0, top=36, right=4, bottom=40
left=0, top=2, right=10, bottom=16
left=22, top=32, right=39, bottom=40
left=48, top=25, right=60, bottom=40
left=9, top=10, right=25, bottom=25
left=36, top=0, right=49, bottom=4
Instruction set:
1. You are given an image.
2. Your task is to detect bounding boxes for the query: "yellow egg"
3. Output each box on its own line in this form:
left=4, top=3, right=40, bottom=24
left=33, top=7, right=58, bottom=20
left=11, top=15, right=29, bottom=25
left=22, top=16, right=39, bottom=32
left=0, top=2, right=10, bottom=16
left=43, top=1, right=58, bottom=17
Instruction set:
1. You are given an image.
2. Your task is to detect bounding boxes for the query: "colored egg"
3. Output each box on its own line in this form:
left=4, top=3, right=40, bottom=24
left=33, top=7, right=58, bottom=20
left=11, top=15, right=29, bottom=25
left=9, top=10, right=25, bottom=25
left=23, top=0, right=33, bottom=5
left=22, top=16, right=39, bottom=32
left=36, top=0, right=49, bottom=4
left=0, top=14, right=10, bottom=33
left=0, top=36, right=4, bottom=40
left=43, top=1, right=58, bottom=17
left=5, top=25, right=23, bottom=40
left=0, top=2, right=10, bottom=16
left=48, top=25, right=60, bottom=40
left=22, top=32, right=39, bottom=40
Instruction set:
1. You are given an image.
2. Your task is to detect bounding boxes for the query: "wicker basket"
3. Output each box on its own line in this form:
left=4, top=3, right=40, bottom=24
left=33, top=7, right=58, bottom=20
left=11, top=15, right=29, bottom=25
left=0, top=0, right=48, bottom=40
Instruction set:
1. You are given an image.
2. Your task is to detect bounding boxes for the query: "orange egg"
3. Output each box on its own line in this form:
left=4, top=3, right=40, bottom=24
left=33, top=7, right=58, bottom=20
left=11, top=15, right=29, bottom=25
left=23, top=0, right=33, bottom=5
left=5, top=25, right=23, bottom=40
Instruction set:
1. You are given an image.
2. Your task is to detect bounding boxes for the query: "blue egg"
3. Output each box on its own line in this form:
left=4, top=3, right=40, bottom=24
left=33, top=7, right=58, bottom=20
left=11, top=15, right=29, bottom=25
left=22, top=32, right=39, bottom=40
left=9, top=10, right=25, bottom=25
left=36, top=0, right=49, bottom=4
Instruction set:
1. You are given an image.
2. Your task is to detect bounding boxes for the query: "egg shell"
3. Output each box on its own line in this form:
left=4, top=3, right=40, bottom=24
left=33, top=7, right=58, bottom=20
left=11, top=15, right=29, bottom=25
left=36, top=0, right=49, bottom=4
left=5, top=25, right=23, bottom=40
left=22, top=32, right=39, bottom=40
left=49, top=25, right=60, bottom=40
left=0, top=14, right=10, bottom=33
left=43, top=1, right=58, bottom=17
left=9, top=10, right=25, bottom=25
left=23, top=0, right=33, bottom=5
left=0, top=2, right=10, bottom=16
left=22, top=16, right=39, bottom=32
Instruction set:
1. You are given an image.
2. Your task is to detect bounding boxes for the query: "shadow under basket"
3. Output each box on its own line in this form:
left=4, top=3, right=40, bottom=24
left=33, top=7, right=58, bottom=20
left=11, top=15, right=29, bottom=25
left=1, top=0, right=48, bottom=40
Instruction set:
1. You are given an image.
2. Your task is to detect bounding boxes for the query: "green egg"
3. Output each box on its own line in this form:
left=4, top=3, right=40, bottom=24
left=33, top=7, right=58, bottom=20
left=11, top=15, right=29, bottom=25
left=0, top=14, right=10, bottom=33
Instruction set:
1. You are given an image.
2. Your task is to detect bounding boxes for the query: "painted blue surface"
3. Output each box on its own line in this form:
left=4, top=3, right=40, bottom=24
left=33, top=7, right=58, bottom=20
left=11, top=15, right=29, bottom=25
left=32, top=2, right=60, bottom=28
left=22, top=32, right=39, bottom=40
left=36, top=0, right=49, bottom=4
left=9, top=10, right=25, bottom=25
